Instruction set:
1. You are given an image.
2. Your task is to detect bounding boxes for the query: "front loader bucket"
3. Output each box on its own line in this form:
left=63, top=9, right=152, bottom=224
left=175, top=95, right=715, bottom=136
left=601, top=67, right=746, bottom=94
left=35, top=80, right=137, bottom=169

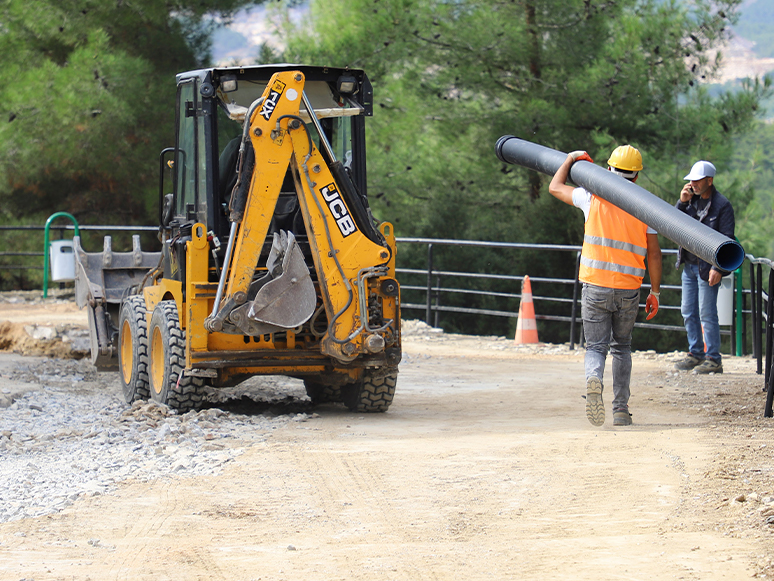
left=73, top=235, right=161, bottom=370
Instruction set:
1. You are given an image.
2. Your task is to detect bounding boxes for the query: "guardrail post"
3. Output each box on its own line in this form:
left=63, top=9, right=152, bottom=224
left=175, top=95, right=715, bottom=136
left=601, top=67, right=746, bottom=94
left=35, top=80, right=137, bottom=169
left=767, top=270, right=774, bottom=384
left=766, top=268, right=774, bottom=417
left=749, top=261, right=757, bottom=363
left=735, top=267, right=744, bottom=356
left=569, top=251, right=581, bottom=350
left=43, top=212, right=80, bottom=298
left=752, top=262, right=760, bottom=372
left=425, top=243, right=434, bottom=324
left=434, top=275, right=441, bottom=328
left=765, top=269, right=774, bottom=395
left=758, top=263, right=764, bottom=375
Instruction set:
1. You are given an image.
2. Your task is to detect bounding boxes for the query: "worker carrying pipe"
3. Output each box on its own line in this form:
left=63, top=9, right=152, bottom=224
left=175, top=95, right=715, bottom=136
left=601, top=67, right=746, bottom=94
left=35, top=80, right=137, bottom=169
left=494, top=136, right=745, bottom=273
left=545, top=145, right=661, bottom=428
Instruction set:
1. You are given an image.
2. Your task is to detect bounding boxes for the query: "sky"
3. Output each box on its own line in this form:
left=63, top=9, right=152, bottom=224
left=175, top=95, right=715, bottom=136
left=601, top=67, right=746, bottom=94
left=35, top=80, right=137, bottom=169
left=211, top=4, right=307, bottom=65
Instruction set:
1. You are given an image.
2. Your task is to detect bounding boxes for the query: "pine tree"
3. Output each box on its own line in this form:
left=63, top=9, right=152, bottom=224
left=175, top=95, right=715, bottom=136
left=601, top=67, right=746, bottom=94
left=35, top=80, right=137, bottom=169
left=0, top=0, right=264, bottom=223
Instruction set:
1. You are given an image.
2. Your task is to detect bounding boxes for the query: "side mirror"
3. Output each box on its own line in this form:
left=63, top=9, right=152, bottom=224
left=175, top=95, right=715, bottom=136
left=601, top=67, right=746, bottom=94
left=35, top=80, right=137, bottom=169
left=158, top=147, right=176, bottom=226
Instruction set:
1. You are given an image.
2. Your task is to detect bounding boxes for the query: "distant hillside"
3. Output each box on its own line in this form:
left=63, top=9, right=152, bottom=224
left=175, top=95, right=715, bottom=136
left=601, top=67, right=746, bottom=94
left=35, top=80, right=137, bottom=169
left=711, top=36, right=774, bottom=84
left=734, top=0, right=774, bottom=59
left=720, top=1, right=774, bottom=118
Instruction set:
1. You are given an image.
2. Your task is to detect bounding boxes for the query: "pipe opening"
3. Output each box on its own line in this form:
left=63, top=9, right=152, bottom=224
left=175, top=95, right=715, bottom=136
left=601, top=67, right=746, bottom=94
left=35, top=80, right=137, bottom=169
left=495, top=135, right=516, bottom=163
left=716, top=241, right=745, bottom=272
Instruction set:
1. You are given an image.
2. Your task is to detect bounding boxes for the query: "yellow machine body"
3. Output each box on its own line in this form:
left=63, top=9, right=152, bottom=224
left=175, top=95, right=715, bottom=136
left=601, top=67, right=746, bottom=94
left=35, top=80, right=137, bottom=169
left=75, top=66, right=401, bottom=413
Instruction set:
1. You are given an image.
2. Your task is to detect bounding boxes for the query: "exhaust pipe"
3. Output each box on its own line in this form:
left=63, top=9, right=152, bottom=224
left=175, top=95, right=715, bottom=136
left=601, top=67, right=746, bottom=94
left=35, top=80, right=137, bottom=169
left=495, top=135, right=744, bottom=272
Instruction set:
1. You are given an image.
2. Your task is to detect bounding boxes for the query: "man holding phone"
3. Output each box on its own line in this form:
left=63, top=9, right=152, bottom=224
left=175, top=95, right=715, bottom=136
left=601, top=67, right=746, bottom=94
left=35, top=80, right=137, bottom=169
left=674, top=160, right=735, bottom=374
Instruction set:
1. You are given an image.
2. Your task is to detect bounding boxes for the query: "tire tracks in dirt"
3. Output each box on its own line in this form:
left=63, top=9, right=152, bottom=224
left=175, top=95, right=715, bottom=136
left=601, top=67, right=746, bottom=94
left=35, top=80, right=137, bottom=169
left=276, top=411, right=443, bottom=580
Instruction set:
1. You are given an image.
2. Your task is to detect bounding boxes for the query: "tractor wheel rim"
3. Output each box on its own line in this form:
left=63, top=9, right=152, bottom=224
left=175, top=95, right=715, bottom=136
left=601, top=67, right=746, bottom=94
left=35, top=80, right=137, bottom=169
left=151, top=326, right=164, bottom=395
left=120, top=320, right=132, bottom=384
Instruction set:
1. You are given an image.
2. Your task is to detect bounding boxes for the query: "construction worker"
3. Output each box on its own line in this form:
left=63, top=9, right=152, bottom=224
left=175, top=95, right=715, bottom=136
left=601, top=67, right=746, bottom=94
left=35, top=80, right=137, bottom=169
left=548, top=145, right=662, bottom=427
left=673, top=160, right=735, bottom=374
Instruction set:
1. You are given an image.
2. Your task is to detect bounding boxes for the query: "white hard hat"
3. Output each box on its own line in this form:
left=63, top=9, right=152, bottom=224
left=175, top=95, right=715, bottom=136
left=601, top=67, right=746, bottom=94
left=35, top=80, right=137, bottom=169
left=684, top=160, right=716, bottom=181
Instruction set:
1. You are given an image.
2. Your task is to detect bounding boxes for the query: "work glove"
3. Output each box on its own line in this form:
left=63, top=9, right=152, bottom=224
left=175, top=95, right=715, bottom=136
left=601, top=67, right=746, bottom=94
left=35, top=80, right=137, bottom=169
left=569, top=150, right=594, bottom=164
left=645, top=292, right=659, bottom=320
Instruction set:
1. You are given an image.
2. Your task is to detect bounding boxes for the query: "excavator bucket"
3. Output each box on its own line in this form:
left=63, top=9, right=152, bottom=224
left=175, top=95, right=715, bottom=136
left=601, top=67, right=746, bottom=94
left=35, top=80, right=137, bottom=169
left=247, top=231, right=316, bottom=328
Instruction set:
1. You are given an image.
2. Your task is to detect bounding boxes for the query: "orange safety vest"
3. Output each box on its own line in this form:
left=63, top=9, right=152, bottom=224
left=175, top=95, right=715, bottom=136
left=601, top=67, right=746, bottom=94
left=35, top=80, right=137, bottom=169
left=579, top=195, right=649, bottom=290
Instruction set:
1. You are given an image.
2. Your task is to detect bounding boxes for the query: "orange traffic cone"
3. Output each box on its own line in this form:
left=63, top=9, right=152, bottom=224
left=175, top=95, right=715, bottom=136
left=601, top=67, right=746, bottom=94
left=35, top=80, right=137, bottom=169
left=515, top=275, right=539, bottom=344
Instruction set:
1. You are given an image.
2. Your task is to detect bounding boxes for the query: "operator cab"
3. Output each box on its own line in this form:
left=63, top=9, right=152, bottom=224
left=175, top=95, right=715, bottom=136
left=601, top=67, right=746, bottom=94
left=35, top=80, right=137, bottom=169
left=159, top=64, right=375, bottom=283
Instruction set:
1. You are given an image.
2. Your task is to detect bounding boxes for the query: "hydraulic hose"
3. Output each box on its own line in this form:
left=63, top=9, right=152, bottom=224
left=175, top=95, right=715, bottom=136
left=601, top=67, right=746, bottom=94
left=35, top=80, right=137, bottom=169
left=495, top=136, right=745, bottom=272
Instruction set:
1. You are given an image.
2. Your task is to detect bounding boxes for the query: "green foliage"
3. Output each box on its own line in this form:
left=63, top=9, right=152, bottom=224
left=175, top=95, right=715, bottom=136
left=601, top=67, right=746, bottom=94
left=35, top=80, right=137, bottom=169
left=731, top=120, right=774, bottom=258
left=275, top=0, right=767, bottom=220
left=0, top=0, right=263, bottom=226
left=270, top=0, right=770, bottom=342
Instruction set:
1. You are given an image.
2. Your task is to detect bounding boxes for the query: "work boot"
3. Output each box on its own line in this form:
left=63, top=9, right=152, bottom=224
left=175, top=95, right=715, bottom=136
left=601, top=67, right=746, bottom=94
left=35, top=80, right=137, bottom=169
left=585, top=376, right=605, bottom=427
left=613, top=411, right=632, bottom=426
left=675, top=354, right=703, bottom=371
left=694, top=359, right=723, bottom=374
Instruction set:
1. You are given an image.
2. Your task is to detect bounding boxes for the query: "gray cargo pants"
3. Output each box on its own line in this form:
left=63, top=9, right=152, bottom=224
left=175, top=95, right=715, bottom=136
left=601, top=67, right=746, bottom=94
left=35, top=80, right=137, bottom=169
left=581, top=283, right=640, bottom=413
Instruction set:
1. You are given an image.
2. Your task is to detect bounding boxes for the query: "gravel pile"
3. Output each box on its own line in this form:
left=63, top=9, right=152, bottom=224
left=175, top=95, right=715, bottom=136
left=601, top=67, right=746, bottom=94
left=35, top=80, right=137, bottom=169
left=0, top=357, right=314, bottom=524
left=0, top=315, right=448, bottom=525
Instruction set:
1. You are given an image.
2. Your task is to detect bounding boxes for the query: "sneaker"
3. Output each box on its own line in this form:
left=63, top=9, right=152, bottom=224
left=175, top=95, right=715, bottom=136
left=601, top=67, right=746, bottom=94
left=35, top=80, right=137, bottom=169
left=613, top=411, right=632, bottom=426
left=585, top=376, right=605, bottom=427
left=675, top=354, right=703, bottom=371
left=694, top=359, right=723, bottom=374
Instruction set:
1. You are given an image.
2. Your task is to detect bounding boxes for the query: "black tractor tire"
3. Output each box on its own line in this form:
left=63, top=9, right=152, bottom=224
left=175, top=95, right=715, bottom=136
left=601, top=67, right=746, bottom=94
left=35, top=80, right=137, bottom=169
left=118, top=295, right=151, bottom=404
left=303, top=380, right=342, bottom=404
left=148, top=300, right=206, bottom=412
left=341, top=367, right=398, bottom=413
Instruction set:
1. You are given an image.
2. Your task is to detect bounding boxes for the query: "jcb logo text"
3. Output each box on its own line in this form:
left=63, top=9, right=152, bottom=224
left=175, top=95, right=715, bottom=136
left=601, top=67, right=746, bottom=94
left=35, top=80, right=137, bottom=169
left=259, top=80, right=286, bottom=121
left=320, top=183, right=357, bottom=237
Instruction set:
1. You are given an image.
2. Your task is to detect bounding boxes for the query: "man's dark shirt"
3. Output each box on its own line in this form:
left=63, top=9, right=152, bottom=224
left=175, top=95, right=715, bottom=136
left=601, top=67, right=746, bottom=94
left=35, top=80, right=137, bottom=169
left=675, top=186, right=735, bottom=280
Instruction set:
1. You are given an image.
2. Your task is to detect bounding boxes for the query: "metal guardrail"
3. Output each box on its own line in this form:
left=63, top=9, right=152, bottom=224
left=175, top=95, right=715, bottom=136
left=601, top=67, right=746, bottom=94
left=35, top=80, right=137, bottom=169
left=395, top=237, right=723, bottom=346
left=0, top=224, right=158, bottom=272
left=395, top=238, right=774, bottom=417
left=746, top=255, right=774, bottom=417
left=2, top=226, right=774, bottom=415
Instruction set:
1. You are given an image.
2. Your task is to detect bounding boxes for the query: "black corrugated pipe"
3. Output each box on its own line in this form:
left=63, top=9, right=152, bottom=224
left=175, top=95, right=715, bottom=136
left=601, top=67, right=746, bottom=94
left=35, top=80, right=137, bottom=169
left=495, top=136, right=745, bottom=272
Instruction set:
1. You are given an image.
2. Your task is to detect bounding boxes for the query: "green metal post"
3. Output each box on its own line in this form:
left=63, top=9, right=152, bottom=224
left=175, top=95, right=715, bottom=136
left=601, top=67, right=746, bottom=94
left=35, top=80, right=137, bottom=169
left=43, top=212, right=80, bottom=298
left=735, top=265, right=743, bottom=356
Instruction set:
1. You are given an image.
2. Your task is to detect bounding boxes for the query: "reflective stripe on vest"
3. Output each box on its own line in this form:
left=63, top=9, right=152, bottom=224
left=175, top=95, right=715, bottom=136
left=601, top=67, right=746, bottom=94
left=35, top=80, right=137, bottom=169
left=579, top=195, right=648, bottom=290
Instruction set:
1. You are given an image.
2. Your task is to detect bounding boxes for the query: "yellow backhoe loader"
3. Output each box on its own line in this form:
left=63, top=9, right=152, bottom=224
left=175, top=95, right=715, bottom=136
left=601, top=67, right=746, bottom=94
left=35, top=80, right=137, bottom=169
left=74, top=65, right=401, bottom=412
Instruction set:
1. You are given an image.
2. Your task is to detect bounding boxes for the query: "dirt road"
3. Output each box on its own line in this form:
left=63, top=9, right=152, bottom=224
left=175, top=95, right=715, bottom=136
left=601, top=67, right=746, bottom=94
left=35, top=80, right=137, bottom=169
left=1, top=292, right=774, bottom=580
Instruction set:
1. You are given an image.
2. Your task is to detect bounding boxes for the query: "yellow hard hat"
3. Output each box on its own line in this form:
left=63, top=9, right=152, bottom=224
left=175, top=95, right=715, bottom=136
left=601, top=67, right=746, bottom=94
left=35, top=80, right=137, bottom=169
left=607, top=145, right=643, bottom=172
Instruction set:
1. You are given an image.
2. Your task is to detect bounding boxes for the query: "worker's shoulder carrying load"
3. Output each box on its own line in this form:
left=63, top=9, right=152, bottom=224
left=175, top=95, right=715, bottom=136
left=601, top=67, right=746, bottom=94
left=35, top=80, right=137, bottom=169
left=494, top=135, right=744, bottom=272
